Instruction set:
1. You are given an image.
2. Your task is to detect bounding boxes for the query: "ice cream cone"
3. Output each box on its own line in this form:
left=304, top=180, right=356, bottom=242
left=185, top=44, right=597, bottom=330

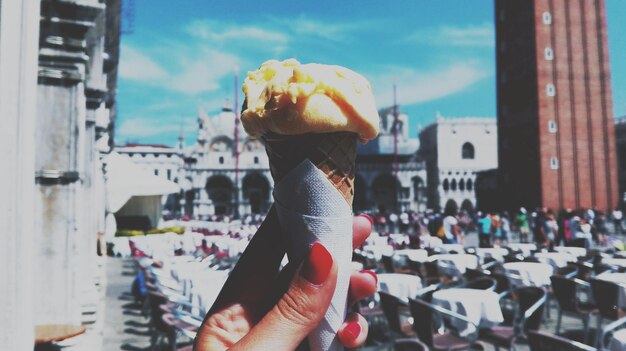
left=262, top=131, right=357, bottom=206
left=239, top=59, right=378, bottom=351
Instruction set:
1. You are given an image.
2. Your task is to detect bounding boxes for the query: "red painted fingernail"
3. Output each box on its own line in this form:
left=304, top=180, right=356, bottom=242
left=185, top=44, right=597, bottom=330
left=302, top=242, right=333, bottom=285
left=361, top=269, right=378, bottom=284
left=358, top=214, right=374, bottom=226
left=342, top=321, right=361, bottom=341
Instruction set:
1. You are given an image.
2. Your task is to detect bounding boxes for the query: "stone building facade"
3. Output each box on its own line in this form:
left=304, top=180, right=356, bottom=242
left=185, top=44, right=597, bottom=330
left=116, top=143, right=185, bottom=183
left=0, top=0, right=120, bottom=349
left=419, top=116, right=498, bottom=212
left=167, top=104, right=425, bottom=218
left=355, top=107, right=426, bottom=213
left=185, top=105, right=272, bottom=218
left=35, top=0, right=119, bottom=330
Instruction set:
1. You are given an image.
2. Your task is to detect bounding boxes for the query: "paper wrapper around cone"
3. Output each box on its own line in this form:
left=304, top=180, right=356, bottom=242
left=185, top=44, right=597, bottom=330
left=264, top=131, right=357, bottom=351
left=263, top=132, right=357, bottom=203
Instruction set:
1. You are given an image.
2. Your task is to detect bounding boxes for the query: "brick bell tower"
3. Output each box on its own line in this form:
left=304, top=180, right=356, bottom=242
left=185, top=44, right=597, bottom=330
left=495, top=0, right=618, bottom=211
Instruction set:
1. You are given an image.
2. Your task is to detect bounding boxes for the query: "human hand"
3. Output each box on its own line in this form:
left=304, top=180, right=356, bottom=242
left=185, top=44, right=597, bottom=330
left=194, top=207, right=376, bottom=350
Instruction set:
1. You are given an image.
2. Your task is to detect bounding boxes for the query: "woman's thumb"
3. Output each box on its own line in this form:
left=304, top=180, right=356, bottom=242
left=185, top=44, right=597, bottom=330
left=232, top=242, right=337, bottom=351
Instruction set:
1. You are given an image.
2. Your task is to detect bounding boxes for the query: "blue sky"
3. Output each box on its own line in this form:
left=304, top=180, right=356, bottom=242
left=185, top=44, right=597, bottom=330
left=116, top=0, right=626, bottom=146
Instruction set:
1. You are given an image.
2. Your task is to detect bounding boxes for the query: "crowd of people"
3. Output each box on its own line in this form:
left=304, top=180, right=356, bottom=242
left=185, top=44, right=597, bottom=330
left=367, top=206, right=626, bottom=250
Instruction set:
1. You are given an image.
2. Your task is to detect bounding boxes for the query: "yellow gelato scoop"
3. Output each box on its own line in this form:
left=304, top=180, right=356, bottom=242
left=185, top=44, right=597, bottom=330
left=241, top=59, right=380, bottom=143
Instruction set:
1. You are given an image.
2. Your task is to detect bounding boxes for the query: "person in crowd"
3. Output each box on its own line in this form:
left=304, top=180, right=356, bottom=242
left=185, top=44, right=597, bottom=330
left=399, top=211, right=410, bottom=233
left=576, top=216, right=593, bottom=248
left=410, top=211, right=420, bottom=234
left=491, top=212, right=502, bottom=246
left=585, top=208, right=596, bottom=227
left=560, top=209, right=574, bottom=245
left=431, top=212, right=443, bottom=238
left=515, top=207, right=530, bottom=243
left=555, top=209, right=564, bottom=246
left=388, top=212, right=399, bottom=233
left=568, top=213, right=583, bottom=247
left=457, top=210, right=472, bottom=234
left=442, top=205, right=460, bottom=244
left=478, top=211, right=492, bottom=248
left=612, top=208, right=623, bottom=235
left=530, top=211, right=538, bottom=242
left=595, top=211, right=609, bottom=246
left=500, top=212, right=510, bottom=245
left=533, top=208, right=548, bottom=247
left=131, top=258, right=153, bottom=304
left=545, top=209, right=558, bottom=249
left=194, top=212, right=377, bottom=350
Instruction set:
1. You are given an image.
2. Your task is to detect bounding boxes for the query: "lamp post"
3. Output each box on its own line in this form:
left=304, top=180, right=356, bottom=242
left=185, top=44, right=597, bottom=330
left=233, top=66, right=240, bottom=219
left=393, top=79, right=400, bottom=212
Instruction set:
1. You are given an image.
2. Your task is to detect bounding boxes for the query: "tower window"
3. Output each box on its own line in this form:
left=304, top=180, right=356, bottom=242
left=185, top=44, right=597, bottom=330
left=443, top=179, right=449, bottom=192
left=254, top=156, right=259, bottom=164
left=451, top=179, right=457, bottom=191
left=546, top=83, right=556, bottom=97
left=467, top=179, right=473, bottom=191
left=167, top=169, right=172, bottom=180
left=548, top=120, right=558, bottom=133
left=544, top=47, right=554, bottom=60
left=543, top=12, right=552, bottom=25
left=219, top=156, right=224, bottom=164
left=550, top=157, right=559, bottom=170
left=462, top=142, right=475, bottom=159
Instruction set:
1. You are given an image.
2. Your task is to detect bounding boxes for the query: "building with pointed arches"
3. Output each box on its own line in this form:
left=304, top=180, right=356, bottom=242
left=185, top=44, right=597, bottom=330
left=419, top=116, right=498, bottom=212
left=119, top=104, right=428, bottom=219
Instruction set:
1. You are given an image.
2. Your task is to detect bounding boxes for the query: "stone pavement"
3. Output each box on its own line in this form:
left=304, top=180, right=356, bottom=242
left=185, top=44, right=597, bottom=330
left=103, top=257, right=153, bottom=351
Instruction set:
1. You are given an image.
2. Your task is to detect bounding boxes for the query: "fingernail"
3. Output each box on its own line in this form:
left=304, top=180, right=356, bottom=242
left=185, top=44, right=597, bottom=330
left=361, top=269, right=378, bottom=284
left=358, top=214, right=374, bottom=226
left=342, top=321, right=361, bottom=341
left=302, top=242, right=333, bottom=285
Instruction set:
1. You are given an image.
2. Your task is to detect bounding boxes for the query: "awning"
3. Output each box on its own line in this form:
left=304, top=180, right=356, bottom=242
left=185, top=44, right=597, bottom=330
left=103, top=151, right=180, bottom=212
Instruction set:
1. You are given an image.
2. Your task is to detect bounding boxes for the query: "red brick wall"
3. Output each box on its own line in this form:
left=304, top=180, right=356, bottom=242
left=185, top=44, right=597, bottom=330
left=497, top=0, right=618, bottom=211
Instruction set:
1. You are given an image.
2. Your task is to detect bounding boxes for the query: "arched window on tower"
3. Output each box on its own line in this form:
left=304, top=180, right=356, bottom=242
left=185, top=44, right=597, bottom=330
left=462, top=142, right=475, bottom=159
left=442, top=179, right=449, bottom=192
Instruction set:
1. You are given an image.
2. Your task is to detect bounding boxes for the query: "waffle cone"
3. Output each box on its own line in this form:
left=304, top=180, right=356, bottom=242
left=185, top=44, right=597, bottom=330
left=262, top=132, right=357, bottom=207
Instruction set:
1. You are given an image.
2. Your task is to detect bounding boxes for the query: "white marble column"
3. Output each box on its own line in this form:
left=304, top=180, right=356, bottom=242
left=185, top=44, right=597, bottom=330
left=0, top=0, right=41, bottom=349
left=34, top=83, right=85, bottom=326
left=34, top=0, right=103, bottom=326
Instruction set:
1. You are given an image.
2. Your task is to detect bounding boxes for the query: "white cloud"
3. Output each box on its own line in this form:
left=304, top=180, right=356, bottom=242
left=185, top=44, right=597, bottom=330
left=118, top=44, right=168, bottom=81
left=268, top=15, right=369, bottom=41
left=405, top=23, right=494, bottom=47
left=185, top=20, right=288, bottom=43
left=117, top=116, right=197, bottom=139
left=369, top=62, right=490, bottom=107
left=118, top=44, right=239, bottom=95
left=168, top=48, right=239, bottom=95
